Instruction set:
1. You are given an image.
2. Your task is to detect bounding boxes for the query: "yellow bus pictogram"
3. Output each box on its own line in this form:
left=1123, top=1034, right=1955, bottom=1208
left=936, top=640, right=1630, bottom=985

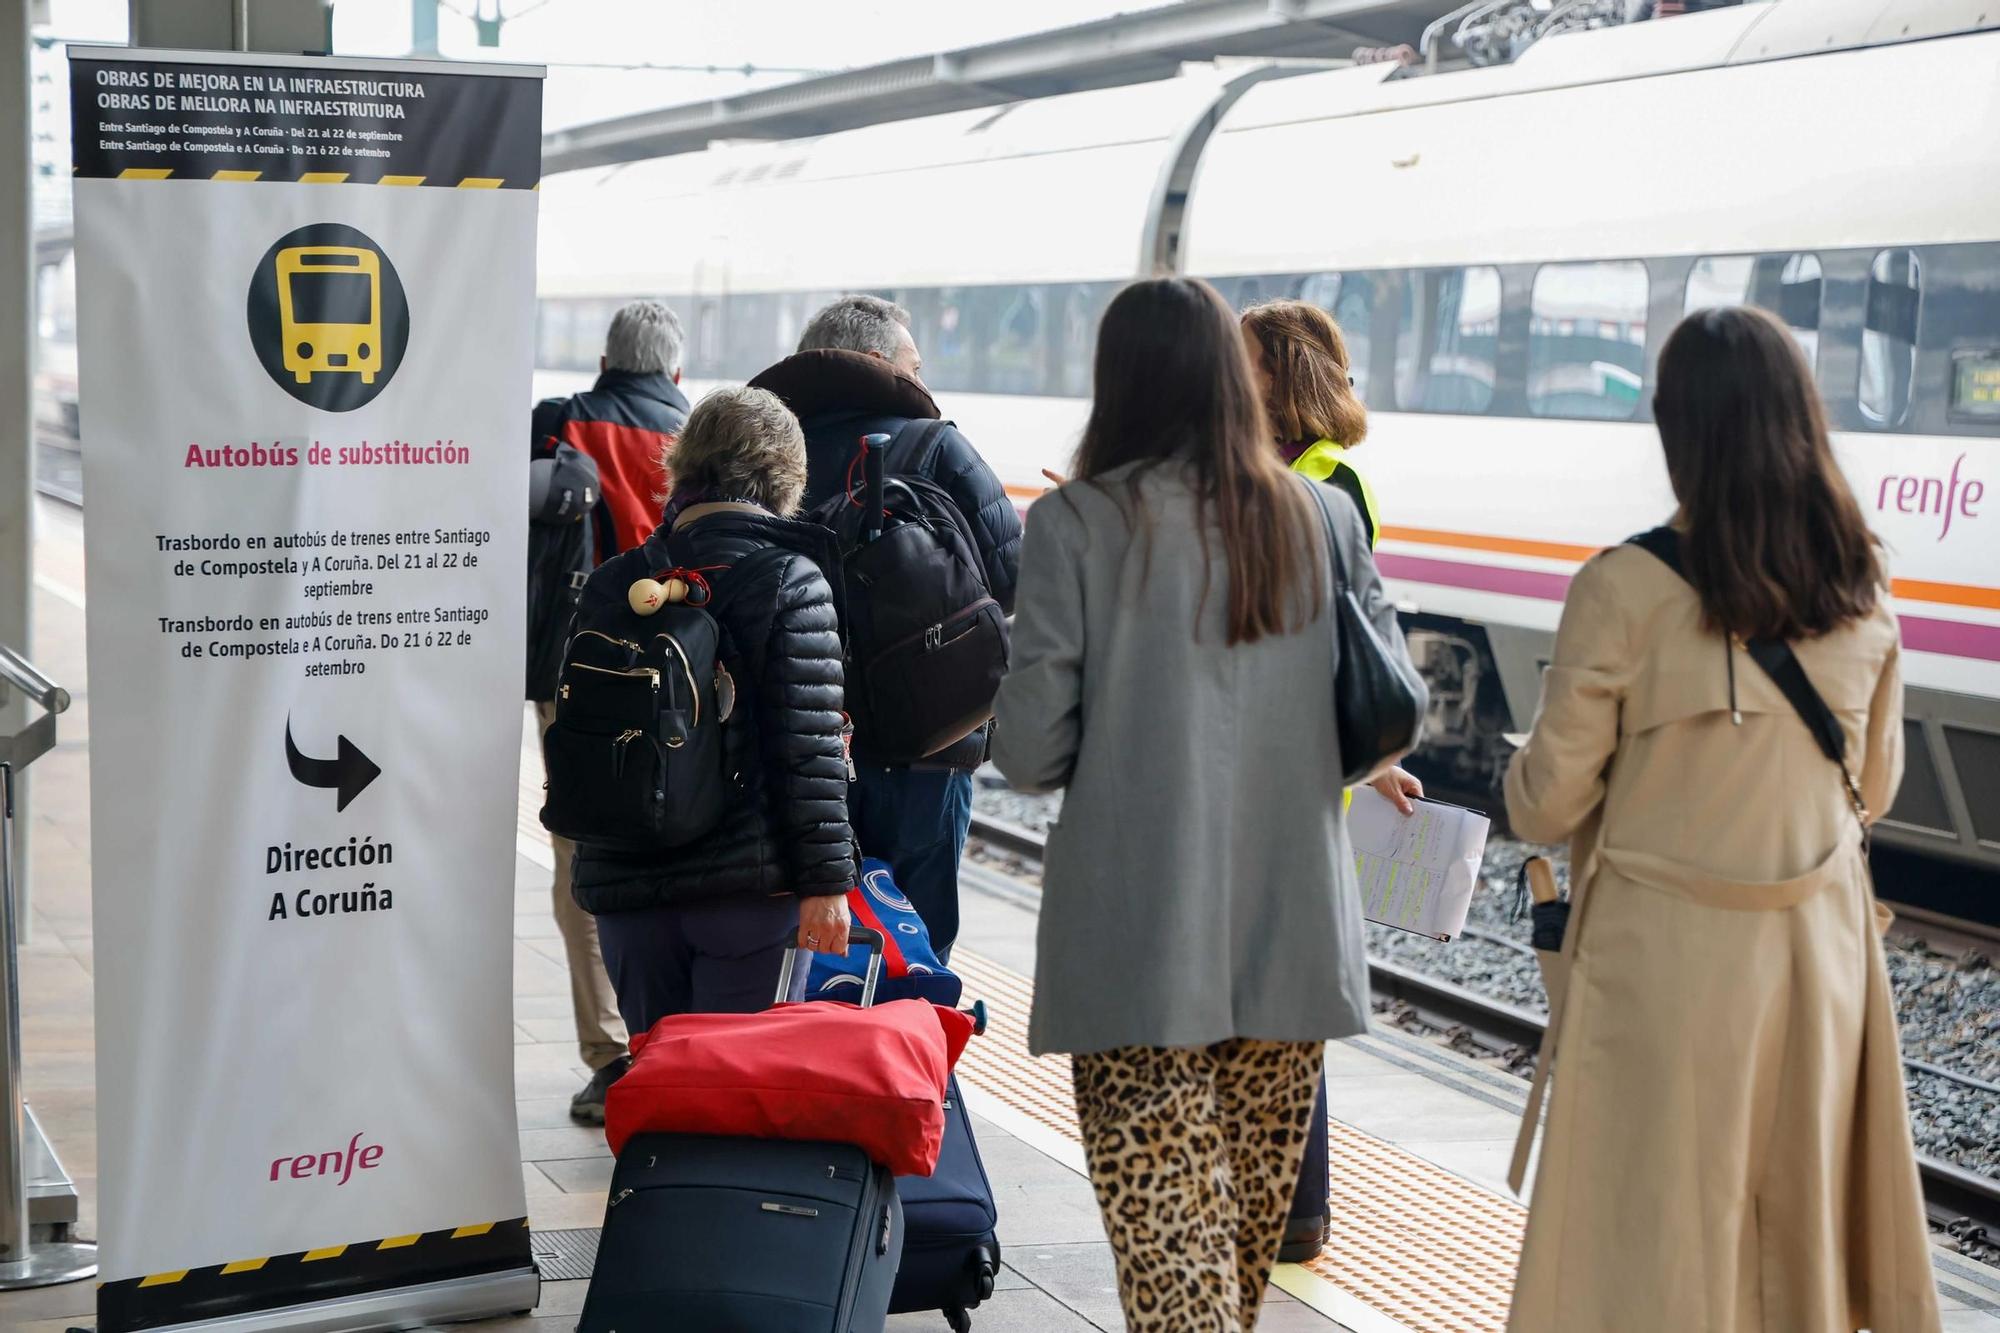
left=276, top=245, right=383, bottom=385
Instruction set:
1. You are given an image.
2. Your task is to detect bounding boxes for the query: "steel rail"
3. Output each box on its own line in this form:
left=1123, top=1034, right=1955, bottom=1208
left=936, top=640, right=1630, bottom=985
left=968, top=811, right=2000, bottom=1233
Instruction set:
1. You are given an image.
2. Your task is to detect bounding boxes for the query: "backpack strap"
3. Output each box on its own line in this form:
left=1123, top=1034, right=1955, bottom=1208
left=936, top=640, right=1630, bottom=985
left=881, top=418, right=952, bottom=477
left=1624, top=527, right=1870, bottom=830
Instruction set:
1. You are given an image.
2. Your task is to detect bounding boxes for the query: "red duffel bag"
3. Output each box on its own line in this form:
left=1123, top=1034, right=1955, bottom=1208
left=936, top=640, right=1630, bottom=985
left=604, top=928, right=977, bottom=1177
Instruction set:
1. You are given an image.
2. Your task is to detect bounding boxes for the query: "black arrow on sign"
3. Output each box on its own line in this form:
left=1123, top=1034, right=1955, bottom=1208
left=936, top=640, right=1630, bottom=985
left=284, top=717, right=381, bottom=812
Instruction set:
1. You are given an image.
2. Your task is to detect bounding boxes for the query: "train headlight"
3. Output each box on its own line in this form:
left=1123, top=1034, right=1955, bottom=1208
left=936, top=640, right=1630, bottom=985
left=358, top=342, right=371, bottom=360
left=296, top=341, right=313, bottom=360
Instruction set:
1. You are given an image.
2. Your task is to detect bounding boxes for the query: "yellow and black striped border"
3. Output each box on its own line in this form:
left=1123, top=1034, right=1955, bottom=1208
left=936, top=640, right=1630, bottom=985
left=98, top=167, right=534, bottom=190
left=97, top=1217, right=532, bottom=1332
left=68, top=51, right=544, bottom=192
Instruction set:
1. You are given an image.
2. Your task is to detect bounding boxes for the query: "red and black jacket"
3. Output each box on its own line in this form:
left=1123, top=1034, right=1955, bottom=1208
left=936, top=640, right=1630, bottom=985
left=532, top=369, right=692, bottom=562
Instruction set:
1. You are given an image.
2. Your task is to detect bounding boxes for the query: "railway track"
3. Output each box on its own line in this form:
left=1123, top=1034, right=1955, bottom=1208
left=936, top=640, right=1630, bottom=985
left=967, top=811, right=2000, bottom=1243
left=1409, top=769, right=2000, bottom=945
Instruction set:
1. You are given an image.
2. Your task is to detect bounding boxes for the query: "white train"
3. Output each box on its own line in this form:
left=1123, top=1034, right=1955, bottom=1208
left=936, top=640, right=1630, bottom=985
left=537, top=0, right=2000, bottom=875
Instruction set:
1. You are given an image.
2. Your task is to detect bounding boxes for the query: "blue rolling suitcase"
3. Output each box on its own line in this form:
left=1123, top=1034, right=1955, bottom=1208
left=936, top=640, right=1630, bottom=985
left=579, top=940, right=903, bottom=1333
left=812, top=865, right=1000, bottom=1328
left=889, top=1074, right=1000, bottom=1331
left=578, top=1133, right=903, bottom=1333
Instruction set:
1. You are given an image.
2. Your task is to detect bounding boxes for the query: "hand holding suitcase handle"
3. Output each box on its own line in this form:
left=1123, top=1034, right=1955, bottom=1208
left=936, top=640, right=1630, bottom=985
left=776, top=925, right=886, bottom=1008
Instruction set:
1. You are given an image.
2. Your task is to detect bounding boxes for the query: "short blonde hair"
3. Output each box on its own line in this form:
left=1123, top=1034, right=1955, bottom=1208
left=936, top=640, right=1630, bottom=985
left=666, top=386, right=808, bottom=516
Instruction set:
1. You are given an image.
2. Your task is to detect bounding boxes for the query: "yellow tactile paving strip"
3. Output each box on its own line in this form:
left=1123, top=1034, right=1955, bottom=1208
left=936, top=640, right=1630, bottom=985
left=950, top=950, right=1079, bottom=1144
left=1316, top=1125, right=1523, bottom=1332
left=513, top=745, right=1526, bottom=1331
left=952, top=949, right=1526, bottom=1333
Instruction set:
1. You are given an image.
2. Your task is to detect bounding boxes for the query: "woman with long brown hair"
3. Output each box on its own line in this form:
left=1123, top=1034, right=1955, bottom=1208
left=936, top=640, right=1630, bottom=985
left=1504, top=305, right=1939, bottom=1330
left=993, top=277, right=1417, bottom=1331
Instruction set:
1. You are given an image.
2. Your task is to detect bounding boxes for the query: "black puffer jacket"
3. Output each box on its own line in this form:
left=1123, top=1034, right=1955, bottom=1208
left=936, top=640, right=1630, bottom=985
left=571, top=505, right=856, bottom=914
left=749, top=350, right=1022, bottom=612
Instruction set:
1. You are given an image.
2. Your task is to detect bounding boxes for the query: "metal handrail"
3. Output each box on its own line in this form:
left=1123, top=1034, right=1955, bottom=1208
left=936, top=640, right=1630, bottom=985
left=0, top=639, right=93, bottom=1286
left=0, top=646, right=67, bottom=717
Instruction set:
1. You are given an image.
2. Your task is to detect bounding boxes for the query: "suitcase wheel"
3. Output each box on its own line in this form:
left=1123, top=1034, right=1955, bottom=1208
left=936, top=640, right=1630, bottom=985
left=947, top=1308, right=972, bottom=1333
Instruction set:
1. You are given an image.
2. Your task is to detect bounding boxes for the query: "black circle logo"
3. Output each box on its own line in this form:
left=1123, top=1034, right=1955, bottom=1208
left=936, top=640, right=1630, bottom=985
left=246, top=223, right=409, bottom=412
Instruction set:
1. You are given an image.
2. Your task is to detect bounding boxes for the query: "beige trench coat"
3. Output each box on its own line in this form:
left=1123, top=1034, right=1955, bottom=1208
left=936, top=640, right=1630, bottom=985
left=1502, top=545, right=1940, bottom=1333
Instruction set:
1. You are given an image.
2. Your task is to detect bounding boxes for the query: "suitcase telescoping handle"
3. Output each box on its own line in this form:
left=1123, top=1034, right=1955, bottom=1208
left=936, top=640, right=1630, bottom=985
left=861, top=432, right=891, bottom=543
left=775, top=924, right=886, bottom=1007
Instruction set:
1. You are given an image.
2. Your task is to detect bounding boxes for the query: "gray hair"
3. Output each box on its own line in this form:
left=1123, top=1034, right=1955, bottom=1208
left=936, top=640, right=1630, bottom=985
left=604, top=299, right=685, bottom=376
left=667, top=387, right=807, bottom=516
left=797, top=294, right=911, bottom=360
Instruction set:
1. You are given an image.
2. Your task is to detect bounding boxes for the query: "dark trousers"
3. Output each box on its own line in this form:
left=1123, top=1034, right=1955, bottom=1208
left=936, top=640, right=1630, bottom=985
left=595, top=894, right=802, bottom=1038
left=848, top=765, right=973, bottom=959
left=1289, top=1073, right=1330, bottom=1226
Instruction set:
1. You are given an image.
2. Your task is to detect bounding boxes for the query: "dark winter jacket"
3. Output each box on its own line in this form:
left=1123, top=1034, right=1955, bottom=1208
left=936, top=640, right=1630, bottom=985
left=532, top=369, right=691, bottom=563
left=749, top=350, right=1022, bottom=612
left=571, top=504, right=856, bottom=914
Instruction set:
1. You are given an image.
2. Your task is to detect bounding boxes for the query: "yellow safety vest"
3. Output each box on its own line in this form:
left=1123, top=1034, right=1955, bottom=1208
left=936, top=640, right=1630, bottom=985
left=1293, top=439, right=1382, bottom=809
left=1290, top=439, right=1378, bottom=550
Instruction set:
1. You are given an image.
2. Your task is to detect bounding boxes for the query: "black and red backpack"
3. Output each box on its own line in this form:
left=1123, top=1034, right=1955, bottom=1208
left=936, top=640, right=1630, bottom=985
left=810, top=423, right=1009, bottom=765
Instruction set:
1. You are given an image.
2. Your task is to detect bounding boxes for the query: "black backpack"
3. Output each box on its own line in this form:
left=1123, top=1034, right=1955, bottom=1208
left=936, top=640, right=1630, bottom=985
left=539, top=552, right=741, bottom=852
left=810, top=422, right=1009, bottom=765
left=526, top=440, right=600, bottom=702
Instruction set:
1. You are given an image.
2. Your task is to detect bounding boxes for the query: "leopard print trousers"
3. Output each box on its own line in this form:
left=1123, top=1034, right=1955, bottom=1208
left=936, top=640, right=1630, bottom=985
left=1072, top=1038, right=1324, bottom=1332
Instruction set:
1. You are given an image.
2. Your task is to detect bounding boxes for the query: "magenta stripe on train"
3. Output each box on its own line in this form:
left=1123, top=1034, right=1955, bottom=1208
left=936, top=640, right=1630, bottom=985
left=1375, top=553, right=2000, bottom=664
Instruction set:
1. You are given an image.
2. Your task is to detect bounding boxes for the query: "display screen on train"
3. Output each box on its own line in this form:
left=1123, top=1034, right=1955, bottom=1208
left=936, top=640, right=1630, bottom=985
left=1953, top=352, right=2000, bottom=420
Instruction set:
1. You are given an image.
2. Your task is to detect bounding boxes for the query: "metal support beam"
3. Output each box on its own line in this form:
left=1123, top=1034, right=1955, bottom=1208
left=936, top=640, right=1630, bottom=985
left=541, top=0, right=1464, bottom=173
left=2, top=0, right=32, bottom=924
left=128, top=0, right=331, bottom=54
left=412, top=0, right=441, bottom=56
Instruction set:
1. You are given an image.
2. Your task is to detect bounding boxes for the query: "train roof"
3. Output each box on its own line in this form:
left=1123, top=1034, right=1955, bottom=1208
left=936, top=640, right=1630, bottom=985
left=1184, top=6, right=2000, bottom=274
left=537, top=0, right=2000, bottom=296
left=537, top=75, right=1233, bottom=295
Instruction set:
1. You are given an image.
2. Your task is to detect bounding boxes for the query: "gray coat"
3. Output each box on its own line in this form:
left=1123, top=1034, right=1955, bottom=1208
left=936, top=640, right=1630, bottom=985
left=993, top=461, right=1397, bottom=1056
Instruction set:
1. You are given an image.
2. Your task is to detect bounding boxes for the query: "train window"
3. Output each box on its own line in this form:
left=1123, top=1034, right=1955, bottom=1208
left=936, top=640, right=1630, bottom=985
left=1860, top=249, right=1921, bottom=428
left=723, top=293, right=777, bottom=380
left=1685, top=253, right=1823, bottom=371
left=924, top=287, right=977, bottom=392
left=536, top=301, right=570, bottom=370
left=1331, top=274, right=1376, bottom=405
left=988, top=288, right=1046, bottom=395
left=774, top=292, right=813, bottom=362
left=1295, top=273, right=1341, bottom=311
left=1527, top=261, right=1648, bottom=420
left=1394, top=266, right=1500, bottom=413
left=692, top=298, right=722, bottom=377
left=1055, top=284, right=1098, bottom=399
left=1683, top=256, right=1749, bottom=314
left=1953, top=351, right=2000, bottom=421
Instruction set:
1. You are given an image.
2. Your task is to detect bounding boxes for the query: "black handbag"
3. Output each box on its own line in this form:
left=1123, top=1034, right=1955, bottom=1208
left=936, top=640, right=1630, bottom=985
left=1302, top=477, right=1426, bottom=786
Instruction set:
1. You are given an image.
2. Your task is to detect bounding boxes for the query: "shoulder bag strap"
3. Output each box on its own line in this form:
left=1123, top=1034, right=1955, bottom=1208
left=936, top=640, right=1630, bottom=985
left=1300, top=473, right=1349, bottom=594
left=1625, top=528, right=1870, bottom=833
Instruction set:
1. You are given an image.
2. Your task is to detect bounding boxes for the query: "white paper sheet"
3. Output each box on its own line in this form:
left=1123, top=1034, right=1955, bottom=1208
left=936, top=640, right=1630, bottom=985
left=1348, top=787, right=1491, bottom=941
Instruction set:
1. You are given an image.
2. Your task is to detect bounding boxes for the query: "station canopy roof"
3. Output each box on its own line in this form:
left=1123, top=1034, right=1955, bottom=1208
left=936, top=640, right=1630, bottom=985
left=540, top=0, right=1465, bottom=174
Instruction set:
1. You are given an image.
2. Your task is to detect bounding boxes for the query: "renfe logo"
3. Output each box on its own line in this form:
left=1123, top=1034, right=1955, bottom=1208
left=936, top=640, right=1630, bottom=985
left=271, top=1133, right=384, bottom=1186
left=1878, top=453, right=1984, bottom=541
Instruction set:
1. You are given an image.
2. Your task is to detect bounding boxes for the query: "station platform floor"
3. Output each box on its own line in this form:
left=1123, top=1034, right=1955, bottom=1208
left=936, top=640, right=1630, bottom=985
left=6, top=496, right=2000, bottom=1332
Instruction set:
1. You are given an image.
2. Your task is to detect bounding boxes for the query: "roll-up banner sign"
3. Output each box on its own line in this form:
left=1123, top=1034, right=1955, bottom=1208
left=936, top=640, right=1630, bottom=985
left=68, top=46, right=544, bottom=1330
